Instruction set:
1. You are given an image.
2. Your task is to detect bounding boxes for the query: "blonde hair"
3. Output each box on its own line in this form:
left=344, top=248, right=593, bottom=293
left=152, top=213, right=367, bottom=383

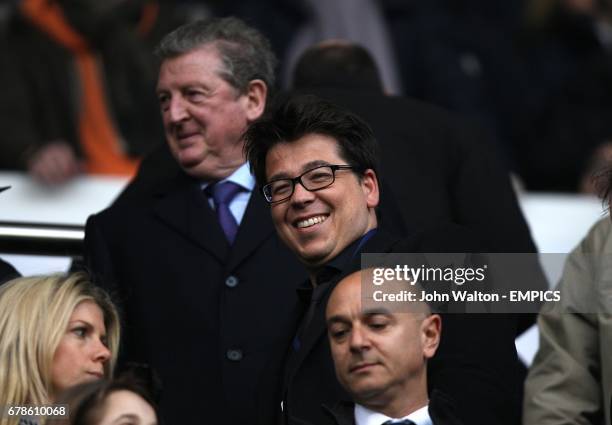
left=0, top=273, right=120, bottom=423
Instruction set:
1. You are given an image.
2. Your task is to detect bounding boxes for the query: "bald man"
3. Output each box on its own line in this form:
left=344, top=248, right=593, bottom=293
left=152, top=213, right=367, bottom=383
left=323, top=269, right=462, bottom=425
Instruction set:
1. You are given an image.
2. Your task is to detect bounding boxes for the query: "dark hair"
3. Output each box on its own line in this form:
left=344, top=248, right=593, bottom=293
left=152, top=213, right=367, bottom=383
left=49, top=370, right=160, bottom=425
left=292, top=41, right=383, bottom=93
left=155, top=17, right=277, bottom=93
left=244, top=94, right=380, bottom=187
left=594, top=167, right=612, bottom=208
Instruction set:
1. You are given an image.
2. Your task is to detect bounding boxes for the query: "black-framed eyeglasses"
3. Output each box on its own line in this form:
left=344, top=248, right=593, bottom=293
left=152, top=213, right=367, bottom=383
left=262, top=164, right=357, bottom=204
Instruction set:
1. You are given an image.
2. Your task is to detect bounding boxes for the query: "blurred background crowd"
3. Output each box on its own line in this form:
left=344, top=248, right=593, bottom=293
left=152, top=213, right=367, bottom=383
left=1, top=0, right=612, bottom=193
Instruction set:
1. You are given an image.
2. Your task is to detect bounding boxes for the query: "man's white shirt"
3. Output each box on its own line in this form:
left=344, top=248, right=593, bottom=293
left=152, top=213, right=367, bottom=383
left=201, top=162, right=255, bottom=225
left=354, top=403, right=432, bottom=425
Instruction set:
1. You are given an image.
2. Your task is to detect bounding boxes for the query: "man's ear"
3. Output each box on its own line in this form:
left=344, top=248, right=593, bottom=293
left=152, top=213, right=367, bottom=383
left=362, top=169, right=380, bottom=209
left=421, top=314, right=441, bottom=359
left=243, top=79, right=267, bottom=122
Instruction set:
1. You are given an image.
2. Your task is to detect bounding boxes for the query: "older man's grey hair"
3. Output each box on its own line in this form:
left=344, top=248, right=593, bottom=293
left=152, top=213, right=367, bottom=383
left=155, top=17, right=277, bottom=94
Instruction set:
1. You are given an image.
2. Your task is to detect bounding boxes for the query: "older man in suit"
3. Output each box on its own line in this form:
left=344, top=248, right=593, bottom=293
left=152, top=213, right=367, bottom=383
left=83, top=18, right=305, bottom=425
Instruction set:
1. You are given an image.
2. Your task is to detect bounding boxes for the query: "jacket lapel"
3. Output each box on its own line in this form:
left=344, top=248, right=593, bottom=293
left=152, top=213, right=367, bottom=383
left=287, top=294, right=329, bottom=382
left=226, top=190, right=276, bottom=271
left=322, top=401, right=356, bottom=425
left=153, top=175, right=229, bottom=263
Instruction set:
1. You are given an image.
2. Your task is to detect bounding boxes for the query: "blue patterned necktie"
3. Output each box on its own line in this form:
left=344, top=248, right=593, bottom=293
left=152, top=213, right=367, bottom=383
left=382, top=420, right=416, bottom=425
left=208, top=181, right=243, bottom=244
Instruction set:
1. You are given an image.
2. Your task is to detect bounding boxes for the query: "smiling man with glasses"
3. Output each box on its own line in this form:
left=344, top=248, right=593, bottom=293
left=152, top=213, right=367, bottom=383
left=267, top=136, right=377, bottom=269
left=244, top=95, right=525, bottom=425
left=247, top=96, right=380, bottom=272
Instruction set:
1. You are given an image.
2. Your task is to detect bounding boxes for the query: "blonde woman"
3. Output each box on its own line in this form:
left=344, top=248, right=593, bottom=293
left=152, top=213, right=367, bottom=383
left=0, top=273, right=120, bottom=425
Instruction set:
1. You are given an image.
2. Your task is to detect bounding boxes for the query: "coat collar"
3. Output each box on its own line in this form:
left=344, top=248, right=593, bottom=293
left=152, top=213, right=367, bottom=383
left=152, top=171, right=276, bottom=267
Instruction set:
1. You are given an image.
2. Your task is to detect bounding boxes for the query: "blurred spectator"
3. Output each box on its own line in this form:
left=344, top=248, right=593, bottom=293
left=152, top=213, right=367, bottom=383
left=217, top=0, right=402, bottom=94
left=292, top=40, right=384, bottom=93
left=0, top=0, right=165, bottom=184
left=523, top=168, right=612, bottom=424
left=0, top=273, right=119, bottom=425
left=48, top=372, right=159, bottom=425
left=281, top=0, right=402, bottom=94
left=385, top=0, right=529, bottom=170
left=517, top=0, right=612, bottom=191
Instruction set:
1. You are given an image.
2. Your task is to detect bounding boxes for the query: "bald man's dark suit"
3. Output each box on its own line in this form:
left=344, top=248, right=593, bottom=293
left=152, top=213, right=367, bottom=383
left=84, top=166, right=305, bottom=425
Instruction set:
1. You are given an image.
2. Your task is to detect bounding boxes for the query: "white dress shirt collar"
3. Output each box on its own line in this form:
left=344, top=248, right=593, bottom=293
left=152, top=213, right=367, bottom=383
left=354, top=403, right=432, bottom=425
left=200, top=162, right=255, bottom=192
left=200, top=162, right=255, bottom=226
